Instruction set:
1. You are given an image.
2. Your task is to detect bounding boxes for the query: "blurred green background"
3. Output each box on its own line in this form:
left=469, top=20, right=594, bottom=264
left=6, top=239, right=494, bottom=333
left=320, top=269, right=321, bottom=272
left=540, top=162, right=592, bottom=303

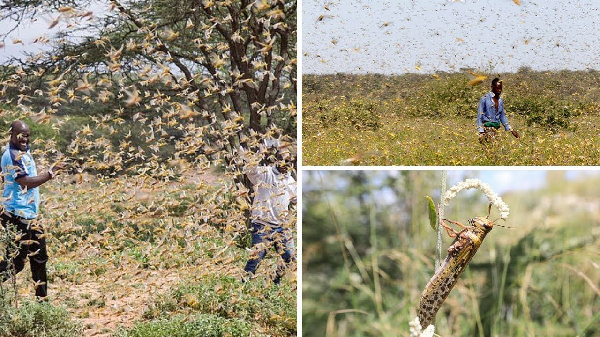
left=302, top=170, right=600, bottom=337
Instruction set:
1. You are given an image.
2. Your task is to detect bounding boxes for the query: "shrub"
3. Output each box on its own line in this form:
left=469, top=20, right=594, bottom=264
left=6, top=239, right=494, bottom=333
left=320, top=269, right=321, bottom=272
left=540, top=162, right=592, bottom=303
left=318, top=100, right=381, bottom=131
left=0, top=301, right=83, bottom=337
left=115, top=314, right=252, bottom=337
left=412, top=75, right=483, bottom=118
left=507, top=97, right=584, bottom=131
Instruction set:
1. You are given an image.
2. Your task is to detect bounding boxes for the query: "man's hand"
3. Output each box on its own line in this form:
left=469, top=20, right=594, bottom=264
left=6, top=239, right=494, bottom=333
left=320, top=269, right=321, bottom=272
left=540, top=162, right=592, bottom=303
left=51, top=161, right=67, bottom=172
left=478, top=132, right=486, bottom=144
left=511, top=130, right=520, bottom=138
left=49, top=161, right=68, bottom=178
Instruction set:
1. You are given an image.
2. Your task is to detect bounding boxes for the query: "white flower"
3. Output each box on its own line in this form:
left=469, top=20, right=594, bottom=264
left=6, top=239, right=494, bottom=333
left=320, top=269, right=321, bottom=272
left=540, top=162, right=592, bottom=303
left=421, top=324, right=435, bottom=337
left=443, top=178, right=510, bottom=219
left=409, top=317, right=435, bottom=337
left=409, top=317, right=422, bottom=337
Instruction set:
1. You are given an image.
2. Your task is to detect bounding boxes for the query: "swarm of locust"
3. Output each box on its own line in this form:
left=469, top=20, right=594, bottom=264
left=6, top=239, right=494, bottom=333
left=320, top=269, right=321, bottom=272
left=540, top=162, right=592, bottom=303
left=417, top=203, right=506, bottom=328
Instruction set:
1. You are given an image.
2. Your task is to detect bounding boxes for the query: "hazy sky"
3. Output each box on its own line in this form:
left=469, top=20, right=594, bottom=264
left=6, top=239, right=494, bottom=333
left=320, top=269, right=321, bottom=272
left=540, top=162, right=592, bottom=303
left=0, top=2, right=105, bottom=62
left=452, top=169, right=567, bottom=195
left=302, top=0, right=600, bottom=74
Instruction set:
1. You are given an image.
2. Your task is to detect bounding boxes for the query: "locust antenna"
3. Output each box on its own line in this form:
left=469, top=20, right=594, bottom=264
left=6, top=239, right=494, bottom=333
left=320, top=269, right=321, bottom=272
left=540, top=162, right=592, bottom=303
left=495, top=221, right=516, bottom=229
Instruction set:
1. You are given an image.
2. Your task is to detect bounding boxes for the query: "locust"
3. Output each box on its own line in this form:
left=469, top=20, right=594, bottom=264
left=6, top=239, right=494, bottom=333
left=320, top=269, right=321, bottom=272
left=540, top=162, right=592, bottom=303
left=417, top=203, right=498, bottom=328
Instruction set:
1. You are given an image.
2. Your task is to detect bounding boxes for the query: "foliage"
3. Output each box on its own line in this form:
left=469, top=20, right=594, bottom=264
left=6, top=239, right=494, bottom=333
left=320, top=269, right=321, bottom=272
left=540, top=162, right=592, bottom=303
left=411, top=75, right=482, bottom=118
left=302, top=171, right=600, bottom=337
left=0, top=301, right=83, bottom=337
left=507, top=96, right=585, bottom=131
left=316, top=99, right=381, bottom=131
left=115, top=314, right=252, bottom=337
left=0, top=170, right=296, bottom=335
left=141, top=274, right=296, bottom=336
left=0, top=0, right=297, bottom=180
left=0, top=1, right=297, bottom=335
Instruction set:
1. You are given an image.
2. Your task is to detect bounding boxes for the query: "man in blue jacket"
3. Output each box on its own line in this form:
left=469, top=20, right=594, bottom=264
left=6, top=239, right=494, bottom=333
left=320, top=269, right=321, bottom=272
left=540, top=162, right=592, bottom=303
left=477, top=78, right=520, bottom=143
left=0, top=120, right=65, bottom=300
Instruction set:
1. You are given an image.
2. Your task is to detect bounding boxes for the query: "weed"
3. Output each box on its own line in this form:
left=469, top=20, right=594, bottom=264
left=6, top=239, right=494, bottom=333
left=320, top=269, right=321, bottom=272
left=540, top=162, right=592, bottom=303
left=49, top=262, right=84, bottom=284
left=115, top=314, right=252, bottom=337
left=0, top=301, right=83, bottom=337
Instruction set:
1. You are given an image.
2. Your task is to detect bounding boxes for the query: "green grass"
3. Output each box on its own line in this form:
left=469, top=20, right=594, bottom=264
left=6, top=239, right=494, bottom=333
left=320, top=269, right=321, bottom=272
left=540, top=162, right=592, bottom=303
left=115, top=314, right=252, bottom=337
left=302, top=71, right=600, bottom=165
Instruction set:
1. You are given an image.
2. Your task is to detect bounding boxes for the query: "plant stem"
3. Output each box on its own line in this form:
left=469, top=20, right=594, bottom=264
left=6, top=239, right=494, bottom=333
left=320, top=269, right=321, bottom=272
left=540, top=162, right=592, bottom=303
left=436, top=171, right=446, bottom=270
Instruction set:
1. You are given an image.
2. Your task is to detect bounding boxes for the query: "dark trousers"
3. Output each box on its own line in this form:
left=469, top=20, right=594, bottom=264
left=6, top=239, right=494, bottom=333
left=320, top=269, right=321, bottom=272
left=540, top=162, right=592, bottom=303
left=0, top=212, right=48, bottom=298
left=480, top=126, right=499, bottom=144
left=244, top=221, right=294, bottom=284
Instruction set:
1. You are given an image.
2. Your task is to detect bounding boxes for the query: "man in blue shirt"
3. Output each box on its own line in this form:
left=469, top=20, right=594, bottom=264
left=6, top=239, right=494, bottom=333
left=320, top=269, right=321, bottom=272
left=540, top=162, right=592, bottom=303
left=477, top=78, right=520, bottom=143
left=0, top=120, right=65, bottom=300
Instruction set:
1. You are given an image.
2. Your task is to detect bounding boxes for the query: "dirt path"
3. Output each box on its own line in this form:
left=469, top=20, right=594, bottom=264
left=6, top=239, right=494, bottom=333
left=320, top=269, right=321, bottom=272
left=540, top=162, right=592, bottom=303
left=53, top=269, right=182, bottom=336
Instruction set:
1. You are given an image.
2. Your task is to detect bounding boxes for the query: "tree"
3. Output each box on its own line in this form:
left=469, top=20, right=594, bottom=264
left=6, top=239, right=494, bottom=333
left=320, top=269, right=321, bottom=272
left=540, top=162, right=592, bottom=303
left=0, top=0, right=296, bottom=161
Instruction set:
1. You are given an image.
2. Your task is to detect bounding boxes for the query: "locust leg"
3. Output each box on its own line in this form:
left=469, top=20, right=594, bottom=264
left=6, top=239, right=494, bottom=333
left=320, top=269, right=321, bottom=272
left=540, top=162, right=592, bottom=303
left=442, top=219, right=470, bottom=255
left=443, top=218, right=468, bottom=229
left=440, top=219, right=464, bottom=238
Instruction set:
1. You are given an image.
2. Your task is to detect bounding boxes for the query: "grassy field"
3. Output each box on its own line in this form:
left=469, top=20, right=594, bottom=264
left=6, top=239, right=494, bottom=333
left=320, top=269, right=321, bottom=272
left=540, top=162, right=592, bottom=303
left=0, top=167, right=297, bottom=336
left=302, top=70, right=600, bottom=165
left=302, top=170, right=600, bottom=337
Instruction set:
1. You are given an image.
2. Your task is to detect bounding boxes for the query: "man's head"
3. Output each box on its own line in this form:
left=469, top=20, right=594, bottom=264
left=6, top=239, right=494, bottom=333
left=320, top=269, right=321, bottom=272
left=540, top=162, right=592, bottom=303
left=9, top=120, right=30, bottom=151
left=491, top=78, right=503, bottom=97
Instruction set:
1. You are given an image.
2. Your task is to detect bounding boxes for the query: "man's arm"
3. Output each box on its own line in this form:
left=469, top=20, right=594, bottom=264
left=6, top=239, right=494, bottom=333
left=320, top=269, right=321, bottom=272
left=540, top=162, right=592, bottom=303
left=499, top=100, right=520, bottom=138
left=477, top=97, right=486, bottom=133
left=499, top=100, right=512, bottom=131
left=15, top=162, right=66, bottom=189
left=15, top=172, right=52, bottom=189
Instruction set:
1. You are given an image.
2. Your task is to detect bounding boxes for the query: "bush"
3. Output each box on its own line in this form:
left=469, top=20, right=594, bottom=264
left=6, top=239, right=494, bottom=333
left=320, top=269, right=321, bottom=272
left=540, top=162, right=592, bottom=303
left=115, top=314, right=252, bottom=337
left=507, top=97, right=584, bottom=131
left=0, top=113, right=57, bottom=147
left=317, top=100, right=381, bottom=131
left=0, top=301, right=83, bottom=337
left=412, top=75, right=483, bottom=118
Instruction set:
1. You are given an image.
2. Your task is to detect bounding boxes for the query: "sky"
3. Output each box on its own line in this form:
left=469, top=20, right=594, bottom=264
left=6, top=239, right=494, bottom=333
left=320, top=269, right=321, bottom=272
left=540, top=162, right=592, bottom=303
left=0, top=2, right=105, bottom=62
left=1, top=19, right=54, bottom=61
left=450, top=169, right=581, bottom=195
left=302, top=0, right=600, bottom=74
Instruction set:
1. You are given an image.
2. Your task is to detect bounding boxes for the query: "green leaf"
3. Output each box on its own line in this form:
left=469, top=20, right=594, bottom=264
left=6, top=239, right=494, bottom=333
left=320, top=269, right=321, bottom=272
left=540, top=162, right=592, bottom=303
left=425, top=196, right=437, bottom=231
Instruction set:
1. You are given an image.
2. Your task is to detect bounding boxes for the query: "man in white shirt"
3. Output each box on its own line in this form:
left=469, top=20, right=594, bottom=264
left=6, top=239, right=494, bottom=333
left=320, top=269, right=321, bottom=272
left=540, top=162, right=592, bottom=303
left=243, top=143, right=296, bottom=284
